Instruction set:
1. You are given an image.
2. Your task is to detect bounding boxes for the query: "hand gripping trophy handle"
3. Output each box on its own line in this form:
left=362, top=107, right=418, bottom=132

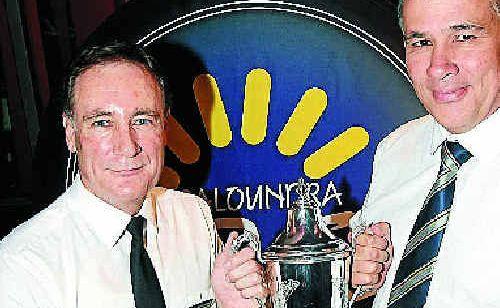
left=230, top=220, right=267, bottom=307
left=230, top=226, right=297, bottom=308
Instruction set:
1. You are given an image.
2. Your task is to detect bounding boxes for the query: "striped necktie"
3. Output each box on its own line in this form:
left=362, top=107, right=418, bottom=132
left=388, top=141, right=472, bottom=308
left=127, top=216, right=166, bottom=308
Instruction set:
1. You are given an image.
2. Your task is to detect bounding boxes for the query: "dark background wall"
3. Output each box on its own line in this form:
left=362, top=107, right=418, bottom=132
left=0, top=0, right=128, bottom=237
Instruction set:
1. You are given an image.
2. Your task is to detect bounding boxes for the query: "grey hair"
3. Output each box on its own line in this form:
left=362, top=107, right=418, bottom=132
left=398, top=0, right=499, bottom=30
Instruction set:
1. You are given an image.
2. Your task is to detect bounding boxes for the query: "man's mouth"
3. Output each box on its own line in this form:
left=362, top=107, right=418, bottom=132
left=432, top=86, right=469, bottom=103
left=107, top=165, right=145, bottom=175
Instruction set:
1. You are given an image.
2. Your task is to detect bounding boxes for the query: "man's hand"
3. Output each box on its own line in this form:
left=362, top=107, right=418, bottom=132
left=350, top=222, right=393, bottom=291
left=212, top=232, right=266, bottom=308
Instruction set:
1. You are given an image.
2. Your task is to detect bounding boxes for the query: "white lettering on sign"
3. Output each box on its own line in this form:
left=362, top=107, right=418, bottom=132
left=201, top=181, right=343, bottom=211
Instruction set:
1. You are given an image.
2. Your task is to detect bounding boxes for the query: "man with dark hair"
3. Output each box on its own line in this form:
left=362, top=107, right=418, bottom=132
left=350, top=0, right=499, bottom=307
left=62, top=41, right=168, bottom=119
left=0, top=41, right=264, bottom=308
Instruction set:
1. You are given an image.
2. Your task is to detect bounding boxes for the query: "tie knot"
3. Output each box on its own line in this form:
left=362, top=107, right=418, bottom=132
left=444, top=141, right=473, bottom=166
left=126, top=216, right=145, bottom=240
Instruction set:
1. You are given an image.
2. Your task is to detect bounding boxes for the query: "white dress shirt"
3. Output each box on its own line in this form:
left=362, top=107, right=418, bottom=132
left=350, top=111, right=500, bottom=308
left=0, top=178, right=217, bottom=308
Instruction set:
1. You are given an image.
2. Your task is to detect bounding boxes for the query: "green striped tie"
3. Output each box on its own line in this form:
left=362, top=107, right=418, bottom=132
left=388, top=141, right=472, bottom=307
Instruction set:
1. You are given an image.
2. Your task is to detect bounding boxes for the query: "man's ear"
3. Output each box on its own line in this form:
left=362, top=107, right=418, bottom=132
left=63, top=113, right=77, bottom=153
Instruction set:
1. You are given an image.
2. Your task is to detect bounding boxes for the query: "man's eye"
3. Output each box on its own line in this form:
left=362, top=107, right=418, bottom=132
left=407, top=39, right=433, bottom=48
left=132, top=118, right=154, bottom=126
left=92, top=119, right=111, bottom=127
left=455, top=34, right=477, bottom=42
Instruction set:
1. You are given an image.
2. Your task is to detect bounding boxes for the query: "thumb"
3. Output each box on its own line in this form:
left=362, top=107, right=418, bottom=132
left=222, top=231, right=239, bottom=256
left=370, top=222, right=391, bottom=239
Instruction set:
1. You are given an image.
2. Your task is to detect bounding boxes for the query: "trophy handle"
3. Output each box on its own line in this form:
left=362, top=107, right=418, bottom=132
left=229, top=220, right=267, bottom=308
left=229, top=218, right=263, bottom=263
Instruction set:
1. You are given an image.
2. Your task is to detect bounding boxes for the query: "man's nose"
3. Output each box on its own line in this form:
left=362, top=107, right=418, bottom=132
left=426, top=43, right=459, bottom=81
left=113, top=125, right=142, bottom=157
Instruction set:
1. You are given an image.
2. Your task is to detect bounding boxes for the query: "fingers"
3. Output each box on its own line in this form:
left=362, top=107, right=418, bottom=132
left=240, top=284, right=268, bottom=299
left=352, top=258, right=385, bottom=286
left=225, top=251, right=263, bottom=294
left=227, top=259, right=262, bottom=282
left=232, top=270, right=262, bottom=290
left=229, top=262, right=265, bottom=302
left=355, top=245, right=389, bottom=263
left=352, top=271, right=381, bottom=286
left=355, top=233, right=389, bottom=250
left=225, top=247, right=256, bottom=270
left=351, top=222, right=393, bottom=290
left=369, top=222, right=391, bottom=240
left=352, top=260, right=383, bottom=274
left=217, top=232, right=266, bottom=304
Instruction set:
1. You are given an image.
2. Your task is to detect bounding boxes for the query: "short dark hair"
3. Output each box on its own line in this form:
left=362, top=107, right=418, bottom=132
left=62, top=40, right=169, bottom=117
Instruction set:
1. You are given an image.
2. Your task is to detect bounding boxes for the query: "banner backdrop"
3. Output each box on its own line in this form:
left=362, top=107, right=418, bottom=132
left=60, top=0, right=425, bottom=247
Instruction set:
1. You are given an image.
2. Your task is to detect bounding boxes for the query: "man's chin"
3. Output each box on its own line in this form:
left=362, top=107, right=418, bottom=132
left=424, top=100, right=471, bottom=131
left=113, top=184, right=149, bottom=199
left=99, top=181, right=150, bottom=208
left=434, top=114, right=477, bottom=134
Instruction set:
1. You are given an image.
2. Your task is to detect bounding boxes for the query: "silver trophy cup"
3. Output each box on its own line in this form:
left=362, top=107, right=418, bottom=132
left=233, top=179, right=352, bottom=308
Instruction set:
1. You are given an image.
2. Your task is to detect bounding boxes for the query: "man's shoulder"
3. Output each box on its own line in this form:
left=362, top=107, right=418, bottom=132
left=0, top=192, right=73, bottom=258
left=153, top=187, right=210, bottom=211
left=377, top=114, right=435, bottom=155
left=151, top=187, right=214, bottom=231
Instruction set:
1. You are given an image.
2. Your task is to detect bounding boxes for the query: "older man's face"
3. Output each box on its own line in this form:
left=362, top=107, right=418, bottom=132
left=403, top=0, right=499, bottom=133
left=64, top=61, right=166, bottom=214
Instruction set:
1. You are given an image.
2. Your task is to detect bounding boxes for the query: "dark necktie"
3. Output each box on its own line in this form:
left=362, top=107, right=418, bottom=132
left=127, top=216, right=166, bottom=308
left=388, top=141, right=472, bottom=307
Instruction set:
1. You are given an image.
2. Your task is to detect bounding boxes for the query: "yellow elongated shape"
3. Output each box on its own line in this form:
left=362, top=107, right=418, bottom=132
left=193, top=74, right=232, bottom=147
left=277, top=88, right=327, bottom=156
left=304, top=127, right=369, bottom=179
left=241, top=68, right=271, bottom=145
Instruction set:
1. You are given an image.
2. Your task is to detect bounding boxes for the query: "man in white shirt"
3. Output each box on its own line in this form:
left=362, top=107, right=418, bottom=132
left=350, top=0, right=499, bottom=307
left=0, top=41, right=264, bottom=308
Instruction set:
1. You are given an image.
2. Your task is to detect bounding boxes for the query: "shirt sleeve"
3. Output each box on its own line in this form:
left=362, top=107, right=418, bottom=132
left=349, top=136, right=389, bottom=230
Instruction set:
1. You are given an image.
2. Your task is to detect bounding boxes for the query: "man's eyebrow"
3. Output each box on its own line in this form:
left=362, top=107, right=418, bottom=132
left=133, top=109, right=161, bottom=116
left=450, top=23, right=485, bottom=31
left=404, top=23, right=486, bottom=40
left=83, top=110, right=112, bottom=121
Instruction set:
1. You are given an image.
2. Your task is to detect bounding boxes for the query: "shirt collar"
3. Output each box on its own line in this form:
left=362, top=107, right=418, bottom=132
left=429, top=117, right=448, bottom=155
left=68, top=177, right=132, bottom=248
left=428, top=109, right=500, bottom=161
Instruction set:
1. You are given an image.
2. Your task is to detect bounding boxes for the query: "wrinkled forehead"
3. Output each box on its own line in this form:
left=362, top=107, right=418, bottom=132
left=413, top=0, right=495, bottom=28
left=400, top=0, right=499, bottom=9
left=75, top=59, right=162, bottom=91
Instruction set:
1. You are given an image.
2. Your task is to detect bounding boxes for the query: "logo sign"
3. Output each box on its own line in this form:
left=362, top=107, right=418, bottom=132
left=89, top=0, right=425, bottom=246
